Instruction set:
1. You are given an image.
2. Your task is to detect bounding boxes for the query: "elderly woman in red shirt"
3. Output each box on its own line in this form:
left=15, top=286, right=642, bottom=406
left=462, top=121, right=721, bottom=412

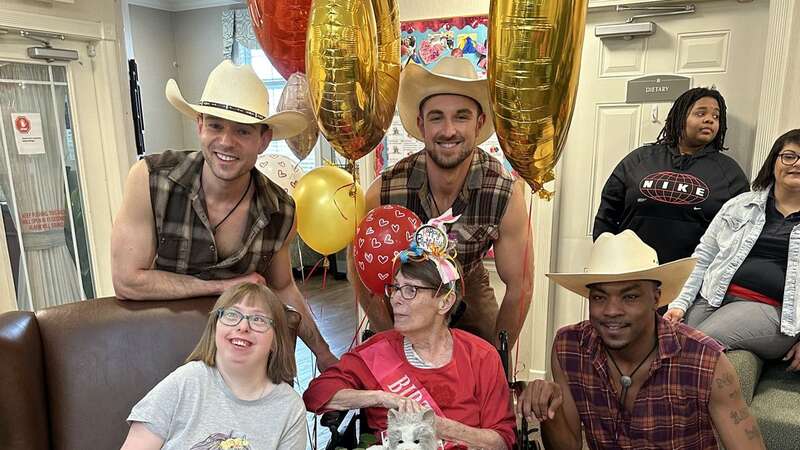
left=303, top=219, right=515, bottom=450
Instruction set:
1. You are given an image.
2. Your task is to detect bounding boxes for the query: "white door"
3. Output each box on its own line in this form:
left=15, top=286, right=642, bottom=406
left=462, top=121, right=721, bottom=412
left=551, top=0, right=770, bottom=330
left=0, top=37, right=107, bottom=311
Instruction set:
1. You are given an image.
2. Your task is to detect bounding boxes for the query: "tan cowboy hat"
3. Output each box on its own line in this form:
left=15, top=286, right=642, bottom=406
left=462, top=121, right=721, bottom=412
left=165, top=60, right=307, bottom=141
left=547, top=230, right=697, bottom=307
left=398, top=57, right=494, bottom=145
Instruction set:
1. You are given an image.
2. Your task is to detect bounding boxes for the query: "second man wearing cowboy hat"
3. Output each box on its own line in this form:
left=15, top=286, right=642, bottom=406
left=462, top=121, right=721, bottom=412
left=354, top=57, right=534, bottom=347
left=111, top=60, right=337, bottom=369
left=517, top=230, right=764, bottom=449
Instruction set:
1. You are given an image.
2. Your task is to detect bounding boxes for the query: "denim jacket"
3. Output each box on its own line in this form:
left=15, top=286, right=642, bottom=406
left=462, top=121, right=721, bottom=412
left=669, top=187, right=800, bottom=336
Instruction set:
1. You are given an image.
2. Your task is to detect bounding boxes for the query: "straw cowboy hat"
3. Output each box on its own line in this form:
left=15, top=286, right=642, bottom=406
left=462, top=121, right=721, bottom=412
left=547, top=230, right=697, bottom=307
left=165, top=60, right=306, bottom=141
left=398, top=57, right=494, bottom=145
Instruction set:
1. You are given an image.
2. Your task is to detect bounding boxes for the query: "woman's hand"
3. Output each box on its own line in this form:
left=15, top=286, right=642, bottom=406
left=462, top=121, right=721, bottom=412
left=783, top=341, right=800, bottom=372
left=378, top=392, right=423, bottom=412
left=663, top=308, right=685, bottom=324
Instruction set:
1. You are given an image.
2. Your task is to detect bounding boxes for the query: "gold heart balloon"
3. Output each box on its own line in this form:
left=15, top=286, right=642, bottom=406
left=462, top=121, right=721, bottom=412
left=489, top=0, right=588, bottom=198
left=306, top=0, right=400, bottom=161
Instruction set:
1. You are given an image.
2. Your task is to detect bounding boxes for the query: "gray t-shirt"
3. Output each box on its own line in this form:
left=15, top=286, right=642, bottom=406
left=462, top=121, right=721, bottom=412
left=128, top=361, right=306, bottom=450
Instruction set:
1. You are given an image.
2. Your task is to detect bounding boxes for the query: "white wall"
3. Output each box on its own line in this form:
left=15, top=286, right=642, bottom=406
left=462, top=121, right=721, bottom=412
left=127, top=4, right=228, bottom=153
left=780, top=4, right=800, bottom=136
left=129, top=5, right=184, bottom=153
left=398, top=0, right=488, bottom=20
left=173, top=6, right=228, bottom=149
left=1, top=0, right=121, bottom=26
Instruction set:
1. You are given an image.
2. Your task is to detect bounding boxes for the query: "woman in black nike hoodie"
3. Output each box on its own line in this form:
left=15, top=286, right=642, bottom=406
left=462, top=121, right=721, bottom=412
left=593, top=87, right=750, bottom=264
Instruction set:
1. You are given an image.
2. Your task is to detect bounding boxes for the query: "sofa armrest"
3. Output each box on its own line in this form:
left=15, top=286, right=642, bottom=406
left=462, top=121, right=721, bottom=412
left=0, top=311, right=49, bottom=450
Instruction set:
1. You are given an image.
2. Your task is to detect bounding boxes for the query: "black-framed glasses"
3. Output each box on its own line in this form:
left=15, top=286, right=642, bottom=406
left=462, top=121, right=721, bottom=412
left=779, top=152, right=800, bottom=166
left=216, top=308, right=274, bottom=333
left=384, top=283, right=438, bottom=300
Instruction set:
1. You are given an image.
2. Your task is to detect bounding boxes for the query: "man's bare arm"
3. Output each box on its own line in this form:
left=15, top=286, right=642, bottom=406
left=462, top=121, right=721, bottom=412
left=347, top=177, right=394, bottom=332
left=111, top=160, right=253, bottom=300
left=492, top=180, right=534, bottom=347
left=534, top=346, right=583, bottom=450
left=266, top=228, right=337, bottom=370
left=709, top=353, right=766, bottom=450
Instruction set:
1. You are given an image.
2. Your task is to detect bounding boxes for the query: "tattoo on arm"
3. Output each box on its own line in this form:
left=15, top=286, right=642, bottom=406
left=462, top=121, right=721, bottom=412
left=730, top=407, right=751, bottom=425
left=715, top=372, right=735, bottom=390
left=745, top=426, right=762, bottom=441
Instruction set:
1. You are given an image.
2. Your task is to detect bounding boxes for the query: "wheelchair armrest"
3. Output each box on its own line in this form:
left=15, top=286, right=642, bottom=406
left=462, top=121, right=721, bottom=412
left=320, top=410, right=361, bottom=450
left=321, top=409, right=357, bottom=432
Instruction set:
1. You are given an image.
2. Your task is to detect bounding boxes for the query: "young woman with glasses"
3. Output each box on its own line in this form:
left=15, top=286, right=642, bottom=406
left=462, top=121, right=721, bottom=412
left=304, top=252, right=516, bottom=450
left=665, top=129, right=800, bottom=370
left=120, top=283, right=305, bottom=450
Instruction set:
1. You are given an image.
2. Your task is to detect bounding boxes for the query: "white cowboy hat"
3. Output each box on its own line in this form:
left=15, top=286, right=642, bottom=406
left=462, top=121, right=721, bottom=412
left=546, top=230, right=697, bottom=307
left=398, top=57, right=494, bottom=145
left=165, top=60, right=307, bottom=141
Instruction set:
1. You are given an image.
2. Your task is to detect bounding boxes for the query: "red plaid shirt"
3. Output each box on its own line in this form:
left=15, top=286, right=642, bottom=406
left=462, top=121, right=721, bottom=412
left=555, top=316, right=723, bottom=450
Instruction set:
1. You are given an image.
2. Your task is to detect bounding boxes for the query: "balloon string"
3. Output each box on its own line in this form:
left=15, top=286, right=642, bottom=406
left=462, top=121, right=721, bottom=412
left=350, top=312, right=369, bottom=351
left=513, top=194, right=535, bottom=378
left=303, top=256, right=325, bottom=285
left=333, top=182, right=356, bottom=220
left=322, top=257, right=328, bottom=290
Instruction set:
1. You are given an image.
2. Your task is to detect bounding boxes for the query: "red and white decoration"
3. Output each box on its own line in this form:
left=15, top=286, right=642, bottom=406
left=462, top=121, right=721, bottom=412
left=353, top=205, right=421, bottom=296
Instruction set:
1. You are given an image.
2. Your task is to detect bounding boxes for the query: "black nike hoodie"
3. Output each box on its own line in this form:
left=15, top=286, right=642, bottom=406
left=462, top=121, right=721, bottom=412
left=593, top=143, right=750, bottom=263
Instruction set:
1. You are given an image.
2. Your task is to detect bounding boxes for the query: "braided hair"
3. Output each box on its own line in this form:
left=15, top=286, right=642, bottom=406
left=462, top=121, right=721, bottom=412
left=655, top=87, right=728, bottom=151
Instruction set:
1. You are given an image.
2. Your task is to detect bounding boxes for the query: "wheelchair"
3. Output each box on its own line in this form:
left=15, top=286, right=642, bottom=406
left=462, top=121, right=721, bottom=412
left=319, top=330, right=542, bottom=450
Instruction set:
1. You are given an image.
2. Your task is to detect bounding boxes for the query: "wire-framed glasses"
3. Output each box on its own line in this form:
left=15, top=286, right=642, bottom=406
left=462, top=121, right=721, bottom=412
left=216, top=308, right=274, bottom=333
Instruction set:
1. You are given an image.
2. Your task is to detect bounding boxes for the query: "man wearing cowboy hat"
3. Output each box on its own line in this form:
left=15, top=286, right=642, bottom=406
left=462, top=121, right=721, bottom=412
left=354, top=57, right=534, bottom=347
left=517, top=230, right=764, bottom=449
left=111, top=60, right=337, bottom=369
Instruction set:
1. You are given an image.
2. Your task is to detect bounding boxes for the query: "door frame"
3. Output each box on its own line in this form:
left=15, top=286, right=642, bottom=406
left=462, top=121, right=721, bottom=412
left=0, top=9, right=133, bottom=310
left=532, top=0, right=799, bottom=379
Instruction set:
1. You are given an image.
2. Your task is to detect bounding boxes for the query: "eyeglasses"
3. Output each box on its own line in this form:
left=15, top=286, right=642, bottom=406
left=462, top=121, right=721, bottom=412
left=216, top=308, right=274, bottom=333
left=384, top=283, right=438, bottom=300
left=779, top=152, right=800, bottom=166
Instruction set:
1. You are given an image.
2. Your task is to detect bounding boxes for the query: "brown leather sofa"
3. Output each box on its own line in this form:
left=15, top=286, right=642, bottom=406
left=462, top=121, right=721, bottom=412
left=0, top=296, right=300, bottom=450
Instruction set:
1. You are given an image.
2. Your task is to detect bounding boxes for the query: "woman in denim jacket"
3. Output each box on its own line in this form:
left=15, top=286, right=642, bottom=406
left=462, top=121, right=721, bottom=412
left=665, top=129, right=800, bottom=369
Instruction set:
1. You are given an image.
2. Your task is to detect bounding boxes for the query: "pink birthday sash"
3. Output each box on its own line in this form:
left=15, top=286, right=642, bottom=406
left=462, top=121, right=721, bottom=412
left=358, top=339, right=466, bottom=450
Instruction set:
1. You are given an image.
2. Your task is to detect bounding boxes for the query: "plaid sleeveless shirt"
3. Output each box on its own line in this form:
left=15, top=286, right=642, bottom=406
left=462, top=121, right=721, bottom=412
left=380, top=148, right=514, bottom=274
left=555, top=317, right=723, bottom=450
left=144, top=150, right=294, bottom=280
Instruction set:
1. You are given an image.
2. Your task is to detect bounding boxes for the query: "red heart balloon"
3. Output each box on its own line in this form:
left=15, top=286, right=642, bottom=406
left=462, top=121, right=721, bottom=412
left=247, top=0, right=310, bottom=80
left=353, top=205, right=421, bottom=296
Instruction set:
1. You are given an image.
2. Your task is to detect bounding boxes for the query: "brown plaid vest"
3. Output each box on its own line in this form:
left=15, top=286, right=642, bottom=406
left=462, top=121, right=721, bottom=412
left=380, top=148, right=514, bottom=274
left=145, top=150, right=294, bottom=280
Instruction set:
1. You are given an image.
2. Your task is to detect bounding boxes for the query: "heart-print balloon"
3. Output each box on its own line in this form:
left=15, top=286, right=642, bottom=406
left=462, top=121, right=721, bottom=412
left=353, top=204, right=421, bottom=296
left=255, top=153, right=304, bottom=196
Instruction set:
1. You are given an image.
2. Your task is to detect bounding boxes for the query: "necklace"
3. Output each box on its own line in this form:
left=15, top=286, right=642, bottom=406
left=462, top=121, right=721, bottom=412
left=202, top=172, right=252, bottom=231
left=606, top=338, right=658, bottom=407
left=430, top=192, right=442, bottom=217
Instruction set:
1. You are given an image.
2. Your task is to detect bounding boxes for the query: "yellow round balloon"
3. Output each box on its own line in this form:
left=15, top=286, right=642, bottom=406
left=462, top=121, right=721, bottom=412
left=488, top=0, right=588, bottom=198
left=305, top=0, right=400, bottom=161
left=294, top=165, right=366, bottom=255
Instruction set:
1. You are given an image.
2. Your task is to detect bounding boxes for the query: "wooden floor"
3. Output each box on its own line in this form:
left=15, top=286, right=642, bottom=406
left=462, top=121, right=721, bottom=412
left=292, top=274, right=359, bottom=449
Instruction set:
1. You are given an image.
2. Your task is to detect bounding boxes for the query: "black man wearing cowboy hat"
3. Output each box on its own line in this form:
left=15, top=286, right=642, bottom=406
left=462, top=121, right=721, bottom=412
left=111, top=60, right=337, bottom=370
left=353, top=56, right=534, bottom=348
left=517, top=230, right=764, bottom=450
